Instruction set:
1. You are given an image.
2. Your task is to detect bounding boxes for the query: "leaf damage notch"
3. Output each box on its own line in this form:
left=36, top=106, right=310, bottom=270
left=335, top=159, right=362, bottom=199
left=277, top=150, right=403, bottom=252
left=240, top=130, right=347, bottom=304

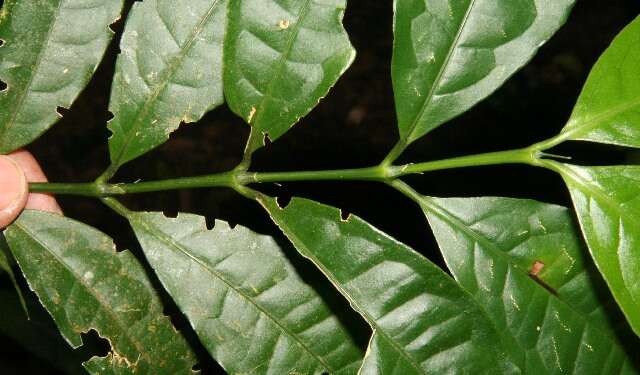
left=205, top=216, right=216, bottom=230
left=263, top=132, right=272, bottom=147
left=56, top=106, right=69, bottom=118
left=340, top=209, right=351, bottom=222
left=276, top=193, right=292, bottom=209
left=80, top=328, right=141, bottom=371
left=108, top=14, right=124, bottom=34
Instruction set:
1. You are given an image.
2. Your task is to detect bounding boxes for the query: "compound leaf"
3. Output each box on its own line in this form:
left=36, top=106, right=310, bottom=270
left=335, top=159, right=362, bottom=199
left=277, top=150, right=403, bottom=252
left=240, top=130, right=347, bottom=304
left=4, top=211, right=197, bottom=374
left=0, top=0, right=124, bottom=153
left=392, top=0, right=575, bottom=145
left=554, top=163, right=640, bottom=337
left=260, top=196, right=517, bottom=374
left=128, top=211, right=364, bottom=375
left=224, top=0, right=355, bottom=148
left=558, top=16, right=640, bottom=148
left=106, top=0, right=227, bottom=171
left=423, top=196, right=637, bottom=373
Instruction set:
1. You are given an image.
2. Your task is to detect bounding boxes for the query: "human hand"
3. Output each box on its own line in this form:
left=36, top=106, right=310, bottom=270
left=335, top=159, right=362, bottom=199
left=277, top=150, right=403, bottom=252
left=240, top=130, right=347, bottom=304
left=0, top=150, right=62, bottom=229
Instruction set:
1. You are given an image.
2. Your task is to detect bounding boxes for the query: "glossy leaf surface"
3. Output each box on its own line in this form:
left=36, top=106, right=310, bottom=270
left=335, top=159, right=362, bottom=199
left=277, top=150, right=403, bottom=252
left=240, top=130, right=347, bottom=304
left=106, top=0, right=227, bottom=170
left=559, top=16, right=640, bottom=148
left=260, top=196, right=516, bottom=374
left=128, top=211, right=363, bottom=375
left=392, top=0, right=575, bottom=144
left=0, top=0, right=123, bottom=153
left=423, top=196, right=637, bottom=373
left=4, top=211, right=197, bottom=374
left=555, top=164, right=640, bottom=336
left=224, top=0, right=355, bottom=146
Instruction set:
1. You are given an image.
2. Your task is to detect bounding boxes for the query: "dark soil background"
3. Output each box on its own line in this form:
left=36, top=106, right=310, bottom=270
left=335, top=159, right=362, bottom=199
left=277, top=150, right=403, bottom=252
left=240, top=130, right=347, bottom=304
left=2, top=0, right=640, bottom=373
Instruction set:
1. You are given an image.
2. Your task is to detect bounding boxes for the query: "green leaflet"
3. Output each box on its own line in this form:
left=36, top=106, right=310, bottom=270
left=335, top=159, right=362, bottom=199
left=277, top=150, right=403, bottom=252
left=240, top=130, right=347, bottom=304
left=557, top=16, right=640, bottom=148
left=0, top=0, right=123, bottom=153
left=106, top=0, right=227, bottom=172
left=224, top=0, right=355, bottom=148
left=260, top=196, right=517, bottom=374
left=422, top=196, right=637, bottom=373
left=4, top=211, right=197, bottom=374
left=127, top=211, right=364, bottom=375
left=392, top=0, right=575, bottom=145
left=553, top=164, right=640, bottom=337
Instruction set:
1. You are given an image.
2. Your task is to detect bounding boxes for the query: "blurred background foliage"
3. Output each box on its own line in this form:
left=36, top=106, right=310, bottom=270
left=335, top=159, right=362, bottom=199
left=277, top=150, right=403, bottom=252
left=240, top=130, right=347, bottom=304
left=2, top=0, right=640, bottom=373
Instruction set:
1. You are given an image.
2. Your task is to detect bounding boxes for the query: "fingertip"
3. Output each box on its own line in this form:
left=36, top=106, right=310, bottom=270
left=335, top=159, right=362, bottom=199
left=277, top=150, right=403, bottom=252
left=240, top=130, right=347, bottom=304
left=0, top=155, right=29, bottom=229
left=8, top=149, right=49, bottom=183
left=25, top=192, right=63, bottom=215
left=7, top=150, right=62, bottom=216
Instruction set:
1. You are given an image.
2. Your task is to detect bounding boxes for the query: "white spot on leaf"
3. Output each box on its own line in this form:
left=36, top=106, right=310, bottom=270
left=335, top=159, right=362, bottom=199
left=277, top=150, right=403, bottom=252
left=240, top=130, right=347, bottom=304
left=278, top=20, right=290, bottom=30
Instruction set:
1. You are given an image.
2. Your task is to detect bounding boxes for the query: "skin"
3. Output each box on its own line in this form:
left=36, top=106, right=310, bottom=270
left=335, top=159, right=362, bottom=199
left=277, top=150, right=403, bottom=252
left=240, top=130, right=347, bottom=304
left=0, top=150, right=61, bottom=229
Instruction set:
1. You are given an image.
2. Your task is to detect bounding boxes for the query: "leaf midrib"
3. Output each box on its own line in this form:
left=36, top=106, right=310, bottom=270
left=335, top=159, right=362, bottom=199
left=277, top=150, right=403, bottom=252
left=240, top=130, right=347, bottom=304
left=12, top=221, right=152, bottom=367
left=251, top=0, right=312, bottom=130
left=559, top=96, right=640, bottom=145
left=0, top=0, right=64, bottom=145
left=130, top=214, right=334, bottom=374
left=109, top=0, right=222, bottom=167
left=401, top=0, right=477, bottom=144
left=421, top=196, right=628, bottom=367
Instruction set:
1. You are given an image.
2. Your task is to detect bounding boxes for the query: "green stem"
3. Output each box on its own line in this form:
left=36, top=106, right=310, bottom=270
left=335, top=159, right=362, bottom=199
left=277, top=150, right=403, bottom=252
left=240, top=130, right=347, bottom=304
left=96, top=163, right=120, bottom=184
left=250, top=165, right=389, bottom=183
left=380, top=140, right=409, bottom=167
left=121, top=171, right=238, bottom=194
left=235, top=127, right=265, bottom=172
left=29, top=182, right=126, bottom=196
left=387, top=179, right=425, bottom=206
left=29, top=147, right=540, bottom=197
left=29, top=182, right=101, bottom=196
left=100, top=197, right=132, bottom=217
left=401, top=147, right=539, bottom=174
left=528, top=132, right=571, bottom=153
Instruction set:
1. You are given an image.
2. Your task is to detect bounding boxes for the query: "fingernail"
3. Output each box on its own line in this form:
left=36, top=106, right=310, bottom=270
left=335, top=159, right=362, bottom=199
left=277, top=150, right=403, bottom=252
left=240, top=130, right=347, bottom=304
left=0, top=155, right=27, bottom=213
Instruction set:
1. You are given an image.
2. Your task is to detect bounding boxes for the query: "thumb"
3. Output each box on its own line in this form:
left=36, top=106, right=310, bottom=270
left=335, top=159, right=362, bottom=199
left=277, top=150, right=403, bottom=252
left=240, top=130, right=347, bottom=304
left=0, top=155, right=28, bottom=229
